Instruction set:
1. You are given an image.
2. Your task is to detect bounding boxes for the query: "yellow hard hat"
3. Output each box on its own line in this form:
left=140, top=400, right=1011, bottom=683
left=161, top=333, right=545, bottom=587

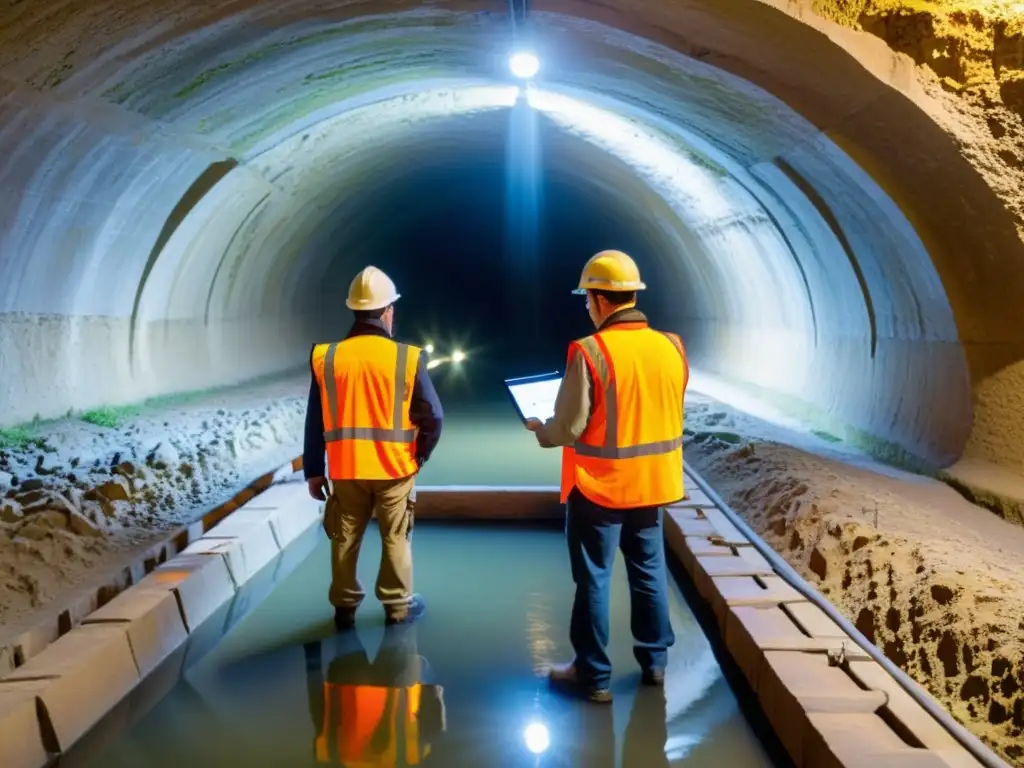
left=572, top=250, right=646, bottom=294
left=346, top=266, right=401, bottom=311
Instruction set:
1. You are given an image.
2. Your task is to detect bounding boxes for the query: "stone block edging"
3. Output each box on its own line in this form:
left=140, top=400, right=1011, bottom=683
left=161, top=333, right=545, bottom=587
left=665, top=466, right=992, bottom=768
left=0, top=456, right=319, bottom=767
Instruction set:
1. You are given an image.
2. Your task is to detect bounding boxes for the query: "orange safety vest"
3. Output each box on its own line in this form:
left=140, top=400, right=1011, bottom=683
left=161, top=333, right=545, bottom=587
left=314, top=683, right=433, bottom=766
left=560, top=323, right=689, bottom=509
left=311, top=337, right=421, bottom=481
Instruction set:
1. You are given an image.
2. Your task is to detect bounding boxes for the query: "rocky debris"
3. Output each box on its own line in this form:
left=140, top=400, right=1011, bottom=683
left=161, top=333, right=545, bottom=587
left=90, top=476, right=132, bottom=502
left=0, top=375, right=306, bottom=631
left=0, top=500, right=22, bottom=524
left=68, top=511, right=102, bottom=538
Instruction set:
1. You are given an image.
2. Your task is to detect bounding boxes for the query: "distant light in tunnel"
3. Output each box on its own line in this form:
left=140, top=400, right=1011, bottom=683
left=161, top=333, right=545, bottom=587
left=509, top=51, right=540, bottom=80
left=452, top=350, right=466, bottom=363
left=425, top=342, right=435, bottom=355
left=523, top=722, right=550, bottom=754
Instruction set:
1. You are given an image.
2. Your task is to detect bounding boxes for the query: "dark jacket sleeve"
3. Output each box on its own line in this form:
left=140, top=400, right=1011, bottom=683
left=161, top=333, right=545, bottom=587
left=409, top=352, right=443, bottom=466
left=303, top=351, right=327, bottom=479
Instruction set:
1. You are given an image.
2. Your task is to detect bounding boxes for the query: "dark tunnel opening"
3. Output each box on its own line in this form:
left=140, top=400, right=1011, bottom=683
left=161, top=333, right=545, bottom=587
left=306, top=110, right=685, bottom=406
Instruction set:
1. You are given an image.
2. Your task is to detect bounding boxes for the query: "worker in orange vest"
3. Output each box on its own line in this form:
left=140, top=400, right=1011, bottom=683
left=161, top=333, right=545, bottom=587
left=525, top=250, right=687, bottom=703
left=305, top=266, right=443, bottom=630
left=305, top=624, right=446, bottom=765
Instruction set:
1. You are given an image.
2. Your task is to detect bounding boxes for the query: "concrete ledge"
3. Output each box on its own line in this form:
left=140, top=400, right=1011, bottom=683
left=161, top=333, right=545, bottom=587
left=82, top=589, right=187, bottom=678
left=663, top=467, right=986, bottom=768
left=414, top=485, right=563, bottom=519
left=0, top=457, right=304, bottom=671
left=188, top=518, right=281, bottom=585
left=0, top=456, right=326, bottom=768
left=235, top=482, right=324, bottom=547
left=0, top=624, right=139, bottom=752
left=135, top=553, right=236, bottom=632
left=0, top=683, right=51, bottom=768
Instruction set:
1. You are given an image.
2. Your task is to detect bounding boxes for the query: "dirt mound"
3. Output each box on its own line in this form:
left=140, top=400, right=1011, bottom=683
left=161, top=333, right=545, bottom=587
left=0, top=374, right=306, bottom=633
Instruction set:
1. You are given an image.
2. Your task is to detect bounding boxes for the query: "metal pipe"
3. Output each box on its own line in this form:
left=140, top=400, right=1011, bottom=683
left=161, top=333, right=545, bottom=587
left=682, top=461, right=1010, bottom=768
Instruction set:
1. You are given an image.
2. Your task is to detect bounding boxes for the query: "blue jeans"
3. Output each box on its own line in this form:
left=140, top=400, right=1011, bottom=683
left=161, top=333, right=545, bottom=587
left=566, top=489, right=675, bottom=689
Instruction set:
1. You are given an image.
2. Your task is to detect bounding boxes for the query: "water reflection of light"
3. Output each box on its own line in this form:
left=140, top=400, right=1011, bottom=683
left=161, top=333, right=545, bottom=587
left=524, top=722, right=550, bottom=754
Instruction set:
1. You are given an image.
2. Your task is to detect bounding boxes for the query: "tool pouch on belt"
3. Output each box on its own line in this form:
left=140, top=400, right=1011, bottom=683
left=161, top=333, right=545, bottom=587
left=322, top=493, right=341, bottom=541
left=405, top=493, right=415, bottom=541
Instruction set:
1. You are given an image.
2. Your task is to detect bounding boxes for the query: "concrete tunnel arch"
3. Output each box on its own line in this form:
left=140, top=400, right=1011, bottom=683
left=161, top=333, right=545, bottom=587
left=3, top=0, right=1024, bottom=475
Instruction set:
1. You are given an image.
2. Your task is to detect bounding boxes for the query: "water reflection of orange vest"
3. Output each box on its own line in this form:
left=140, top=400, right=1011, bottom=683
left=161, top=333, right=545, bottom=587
left=314, top=682, right=442, bottom=766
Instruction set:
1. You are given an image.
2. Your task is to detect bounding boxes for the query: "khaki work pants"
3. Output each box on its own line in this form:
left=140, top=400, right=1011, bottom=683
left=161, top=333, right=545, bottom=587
left=323, top=475, right=416, bottom=615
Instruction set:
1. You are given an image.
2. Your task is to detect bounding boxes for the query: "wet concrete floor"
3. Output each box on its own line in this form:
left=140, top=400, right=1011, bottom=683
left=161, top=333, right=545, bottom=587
left=84, top=521, right=774, bottom=767
left=77, top=362, right=776, bottom=766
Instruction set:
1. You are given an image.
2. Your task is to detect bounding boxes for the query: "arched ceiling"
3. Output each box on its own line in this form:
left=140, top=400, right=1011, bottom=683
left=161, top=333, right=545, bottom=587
left=1, top=0, right=1023, bottom=473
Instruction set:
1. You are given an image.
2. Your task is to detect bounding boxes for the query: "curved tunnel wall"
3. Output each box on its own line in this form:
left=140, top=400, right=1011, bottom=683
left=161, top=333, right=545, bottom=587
left=4, top=0, right=1022, bottom=473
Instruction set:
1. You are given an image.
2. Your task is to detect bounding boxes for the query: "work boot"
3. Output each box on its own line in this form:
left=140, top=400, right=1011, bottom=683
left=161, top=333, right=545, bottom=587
left=334, top=607, right=356, bottom=631
left=547, top=662, right=612, bottom=703
left=385, top=594, right=426, bottom=625
left=641, top=668, right=665, bottom=687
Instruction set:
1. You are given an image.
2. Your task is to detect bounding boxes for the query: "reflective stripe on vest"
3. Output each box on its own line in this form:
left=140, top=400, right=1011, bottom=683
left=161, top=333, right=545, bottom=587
left=313, top=337, right=420, bottom=481
left=321, top=341, right=416, bottom=445
left=561, top=326, right=687, bottom=508
left=572, top=331, right=685, bottom=460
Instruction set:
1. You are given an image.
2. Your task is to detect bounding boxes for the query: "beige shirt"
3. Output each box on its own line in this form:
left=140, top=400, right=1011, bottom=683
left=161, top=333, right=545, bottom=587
left=535, top=350, right=593, bottom=448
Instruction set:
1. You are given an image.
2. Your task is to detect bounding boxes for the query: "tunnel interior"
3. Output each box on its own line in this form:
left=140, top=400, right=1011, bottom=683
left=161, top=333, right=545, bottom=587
left=9, top=0, right=1024, bottom=479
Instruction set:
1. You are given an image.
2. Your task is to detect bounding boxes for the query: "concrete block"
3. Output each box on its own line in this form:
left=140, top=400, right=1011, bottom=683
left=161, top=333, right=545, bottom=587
left=204, top=506, right=280, bottom=544
left=686, top=537, right=733, bottom=557
left=83, top=589, right=187, bottom=679
left=669, top=487, right=713, bottom=507
left=692, top=553, right=775, bottom=605
left=805, top=712, right=954, bottom=768
left=194, top=516, right=281, bottom=584
left=710, top=576, right=806, bottom=632
left=667, top=505, right=701, bottom=520
left=2, top=625, right=139, bottom=751
left=664, top=512, right=696, bottom=577
left=238, top=481, right=305, bottom=510
left=672, top=516, right=717, bottom=537
left=725, top=606, right=870, bottom=689
left=272, top=523, right=323, bottom=584
left=184, top=536, right=247, bottom=587
left=786, top=602, right=853, bottom=641
left=699, top=553, right=775, bottom=578
left=700, top=506, right=751, bottom=546
left=846, top=660, right=981, bottom=766
left=0, top=644, right=15, bottom=676
left=736, top=546, right=774, bottom=570
left=11, top=622, right=60, bottom=668
left=138, top=554, right=235, bottom=632
left=267, top=496, right=322, bottom=548
left=0, top=682, right=50, bottom=768
left=759, top=651, right=887, bottom=765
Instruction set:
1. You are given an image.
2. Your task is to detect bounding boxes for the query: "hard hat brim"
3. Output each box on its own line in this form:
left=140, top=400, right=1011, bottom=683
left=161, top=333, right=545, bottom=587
left=572, top=283, right=646, bottom=295
left=346, top=293, right=401, bottom=311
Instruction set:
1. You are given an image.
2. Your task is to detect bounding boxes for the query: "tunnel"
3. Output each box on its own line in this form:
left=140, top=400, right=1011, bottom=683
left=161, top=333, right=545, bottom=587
left=7, top=0, right=1024, bottom=473
left=4, top=0, right=1024, bottom=765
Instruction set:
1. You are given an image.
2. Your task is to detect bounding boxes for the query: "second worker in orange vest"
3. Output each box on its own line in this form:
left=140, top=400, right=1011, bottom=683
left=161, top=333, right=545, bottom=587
left=304, top=266, right=443, bottom=630
left=525, top=250, right=688, bottom=703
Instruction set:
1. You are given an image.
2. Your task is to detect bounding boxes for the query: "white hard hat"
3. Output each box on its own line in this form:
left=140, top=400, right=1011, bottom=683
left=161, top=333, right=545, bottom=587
left=346, top=266, right=400, bottom=311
